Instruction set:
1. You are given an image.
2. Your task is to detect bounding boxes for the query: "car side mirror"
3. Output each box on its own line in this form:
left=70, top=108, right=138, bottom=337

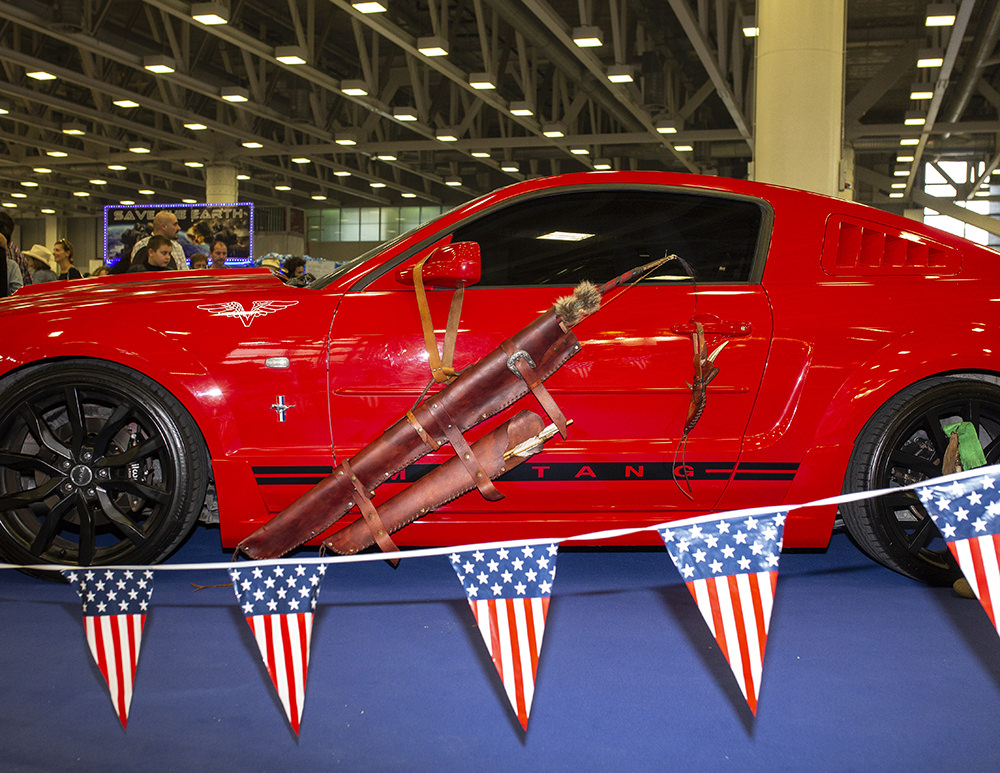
left=396, top=241, right=481, bottom=288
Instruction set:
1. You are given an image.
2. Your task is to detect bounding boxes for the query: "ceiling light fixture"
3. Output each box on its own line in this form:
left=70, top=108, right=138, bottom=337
left=143, top=55, right=176, bottom=74
left=341, top=79, right=369, bottom=96
left=509, top=101, right=534, bottom=116
left=221, top=86, right=249, bottom=102
left=392, top=106, right=418, bottom=122
left=593, top=158, right=612, bottom=170
left=444, top=176, right=462, bottom=186
left=369, top=181, right=387, bottom=188
left=138, top=189, right=155, bottom=195
left=274, top=46, right=308, bottom=65
left=27, top=70, right=56, bottom=80
left=89, top=178, right=107, bottom=185
left=471, top=150, right=491, bottom=158
left=45, top=150, right=68, bottom=158
left=333, top=170, right=351, bottom=177
left=655, top=117, right=679, bottom=134
left=909, top=83, right=934, bottom=100
left=417, top=36, right=449, bottom=57
left=899, top=137, right=920, bottom=146
left=435, top=127, right=460, bottom=142
left=571, top=26, right=603, bottom=47
left=129, top=141, right=151, bottom=154
left=742, top=16, right=759, bottom=37
left=375, top=153, right=397, bottom=161
left=61, top=122, right=86, bottom=135
left=925, top=4, right=956, bottom=26
left=291, top=156, right=311, bottom=164
left=916, top=48, right=944, bottom=68
left=184, top=161, right=205, bottom=168
left=113, top=99, right=140, bottom=108
left=119, top=200, right=135, bottom=205
left=41, top=208, right=56, bottom=214
left=20, top=181, right=39, bottom=188
left=469, top=73, right=497, bottom=90
left=33, top=167, right=53, bottom=174
left=274, top=182, right=292, bottom=191
left=352, top=1, right=387, bottom=12
left=242, top=140, right=263, bottom=149
left=236, top=173, right=250, bottom=180
left=184, top=122, right=208, bottom=130
left=674, top=144, right=694, bottom=152
left=542, top=123, right=566, bottom=138
left=606, top=65, right=634, bottom=83
left=401, top=192, right=417, bottom=198
left=500, top=160, right=520, bottom=172
left=904, top=110, right=926, bottom=126
left=311, top=192, right=327, bottom=200
left=335, top=131, right=358, bottom=146
left=191, top=2, right=229, bottom=25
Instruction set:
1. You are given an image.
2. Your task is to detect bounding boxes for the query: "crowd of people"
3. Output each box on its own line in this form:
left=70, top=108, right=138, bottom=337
left=1, top=209, right=313, bottom=297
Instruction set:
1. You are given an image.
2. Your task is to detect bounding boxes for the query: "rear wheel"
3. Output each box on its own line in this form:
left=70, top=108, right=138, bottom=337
left=0, top=360, right=207, bottom=569
left=841, top=376, right=1000, bottom=585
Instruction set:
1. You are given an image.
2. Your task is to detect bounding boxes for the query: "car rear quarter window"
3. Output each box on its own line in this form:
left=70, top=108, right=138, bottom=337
left=451, top=188, right=766, bottom=287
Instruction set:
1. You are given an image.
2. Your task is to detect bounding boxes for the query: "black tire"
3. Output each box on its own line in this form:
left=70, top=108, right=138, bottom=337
left=0, top=360, right=208, bottom=569
left=841, top=376, right=1000, bottom=585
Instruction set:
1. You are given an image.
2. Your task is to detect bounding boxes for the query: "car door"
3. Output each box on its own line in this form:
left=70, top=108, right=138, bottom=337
left=327, top=185, right=773, bottom=538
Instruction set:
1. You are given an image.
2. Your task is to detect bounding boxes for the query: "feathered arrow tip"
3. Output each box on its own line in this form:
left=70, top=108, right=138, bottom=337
left=552, top=253, right=681, bottom=329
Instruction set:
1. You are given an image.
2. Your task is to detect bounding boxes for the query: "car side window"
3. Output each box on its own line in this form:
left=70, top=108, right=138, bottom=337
left=451, top=188, right=765, bottom=287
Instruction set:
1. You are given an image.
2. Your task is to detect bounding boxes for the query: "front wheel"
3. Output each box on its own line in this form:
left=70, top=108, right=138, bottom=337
left=0, top=360, right=208, bottom=569
left=841, top=376, right=1000, bottom=585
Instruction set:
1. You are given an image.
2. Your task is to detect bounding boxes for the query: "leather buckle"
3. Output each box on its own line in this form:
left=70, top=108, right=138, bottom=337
left=506, top=349, right=536, bottom=378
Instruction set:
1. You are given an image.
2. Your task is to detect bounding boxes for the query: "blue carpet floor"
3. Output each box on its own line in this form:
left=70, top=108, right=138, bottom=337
left=2, top=525, right=999, bottom=771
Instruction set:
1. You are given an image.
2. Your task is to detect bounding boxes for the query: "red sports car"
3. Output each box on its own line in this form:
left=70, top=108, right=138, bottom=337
left=2, top=171, right=998, bottom=584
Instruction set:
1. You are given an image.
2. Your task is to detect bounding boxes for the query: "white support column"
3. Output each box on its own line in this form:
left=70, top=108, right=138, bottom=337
left=753, top=0, right=846, bottom=196
left=206, top=164, right=238, bottom=203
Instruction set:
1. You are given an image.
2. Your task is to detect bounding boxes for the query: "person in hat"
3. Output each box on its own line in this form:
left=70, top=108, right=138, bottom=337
left=22, top=244, right=58, bottom=283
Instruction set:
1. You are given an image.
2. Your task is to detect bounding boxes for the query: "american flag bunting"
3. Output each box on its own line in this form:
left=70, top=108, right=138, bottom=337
left=659, top=511, right=787, bottom=714
left=62, top=568, right=155, bottom=728
left=450, top=543, right=559, bottom=729
left=229, top=563, right=326, bottom=734
left=917, top=469, right=1000, bottom=634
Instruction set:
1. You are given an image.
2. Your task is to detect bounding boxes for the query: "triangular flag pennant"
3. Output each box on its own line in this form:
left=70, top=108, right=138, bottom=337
left=658, top=510, right=787, bottom=714
left=229, top=563, right=326, bottom=734
left=62, top=568, right=155, bottom=729
left=917, top=469, right=1000, bottom=634
left=449, top=542, right=559, bottom=730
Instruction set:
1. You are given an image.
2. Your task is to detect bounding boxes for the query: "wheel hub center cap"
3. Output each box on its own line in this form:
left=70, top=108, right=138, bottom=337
left=69, top=464, right=93, bottom=487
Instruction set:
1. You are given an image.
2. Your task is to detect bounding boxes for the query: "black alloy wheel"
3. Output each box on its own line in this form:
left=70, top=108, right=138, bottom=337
left=0, top=360, right=207, bottom=572
left=841, top=376, right=1000, bottom=585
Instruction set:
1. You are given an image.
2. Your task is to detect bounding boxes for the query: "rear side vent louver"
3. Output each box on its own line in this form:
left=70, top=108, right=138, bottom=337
left=822, top=215, right=961, bottom=276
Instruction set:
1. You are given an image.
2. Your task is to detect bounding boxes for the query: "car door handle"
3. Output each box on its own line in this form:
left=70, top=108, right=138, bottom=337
left=670, top=315, right=751, bottom=337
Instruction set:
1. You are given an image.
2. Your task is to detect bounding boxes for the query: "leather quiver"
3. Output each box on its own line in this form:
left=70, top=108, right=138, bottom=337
left=237, top=309, right=580, bottom=559
left=324, top=410, right=545, bottom=555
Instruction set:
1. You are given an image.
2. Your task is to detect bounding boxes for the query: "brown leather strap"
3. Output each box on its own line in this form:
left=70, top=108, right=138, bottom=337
left=341, top=459, right=400, bottom=566
left=413, top=252, right=464, bottom=384
left=405, top=410, right=440, bottom=451
left=427, top=401, right=504, bottom=501
left=500, top=339, right=569, bottom=439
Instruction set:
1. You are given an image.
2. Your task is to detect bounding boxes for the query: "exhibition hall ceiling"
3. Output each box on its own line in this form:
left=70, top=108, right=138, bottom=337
left=0, top=0, right=997, bottom=216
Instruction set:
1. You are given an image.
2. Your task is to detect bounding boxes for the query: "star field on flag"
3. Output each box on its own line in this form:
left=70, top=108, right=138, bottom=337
left=450, top=543, right=559, bottom=729
left=658, top=511, right=786, bottom=714
left=62, top=568, right=154, bottom=729
left=917, top=469, right=1000, bottom=635
left=229, top=563, right=326, bottom=734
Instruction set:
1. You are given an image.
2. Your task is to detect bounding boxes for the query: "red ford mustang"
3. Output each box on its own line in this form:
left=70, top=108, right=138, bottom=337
left=2, top=171, right=997, bottom=584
